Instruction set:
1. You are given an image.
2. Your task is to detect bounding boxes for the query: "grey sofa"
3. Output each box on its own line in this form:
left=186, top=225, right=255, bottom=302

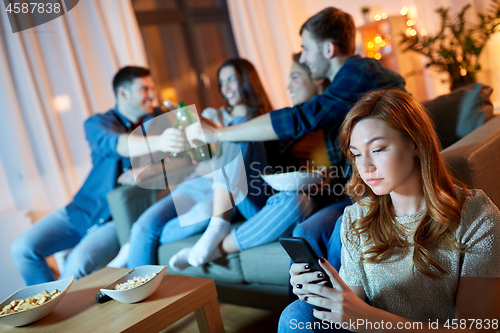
left=108, top=83, right=499, bottom=311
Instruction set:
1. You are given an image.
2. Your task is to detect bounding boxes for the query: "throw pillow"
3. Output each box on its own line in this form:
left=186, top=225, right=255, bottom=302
left=422, top=83, right=494, bottom=150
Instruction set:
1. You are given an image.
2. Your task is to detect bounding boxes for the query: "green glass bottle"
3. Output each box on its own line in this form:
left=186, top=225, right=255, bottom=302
left=172, top=102, right=209, bottom=161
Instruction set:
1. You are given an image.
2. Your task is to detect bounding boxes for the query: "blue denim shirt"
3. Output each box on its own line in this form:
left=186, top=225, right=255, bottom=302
left=66, top=106, right=164, bottom=232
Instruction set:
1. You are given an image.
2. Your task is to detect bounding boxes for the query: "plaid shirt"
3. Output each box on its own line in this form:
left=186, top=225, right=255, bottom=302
left=271, top=55, right=406, bottom=179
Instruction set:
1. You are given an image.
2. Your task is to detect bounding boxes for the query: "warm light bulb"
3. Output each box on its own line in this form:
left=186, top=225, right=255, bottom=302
left=53, top=95, right=71, bottom=113
left=407, top=20, right=413, bottom=26
left=400, top=6, right=408, bottom=15
left=380, top=41, right=386, bottom=47
left=375, top=53, right=382, bottom=60
left=460, top=68, right=467, bottom=76
left=375, top=35, right=382, bottom=43
left=375, top=14, right=381, bottom=21
left=381, top=13, right=388, bottom=19
left=368, top=51, right=375, bottom=58
left=410, top=29, right=417, bottom=36
left=367, top=41, right=374, bottom=48
left=420, top=29, right=427, bottom=36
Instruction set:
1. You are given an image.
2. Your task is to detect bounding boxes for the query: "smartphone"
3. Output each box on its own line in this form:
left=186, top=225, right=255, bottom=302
left=279, top=236, right=330, bottom=285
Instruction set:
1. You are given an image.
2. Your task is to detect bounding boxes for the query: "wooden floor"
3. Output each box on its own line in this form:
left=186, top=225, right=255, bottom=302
left=161, top=302, right=281, bottom=333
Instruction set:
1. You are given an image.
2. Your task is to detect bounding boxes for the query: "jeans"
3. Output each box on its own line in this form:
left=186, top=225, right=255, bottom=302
left=231, top=191, right=317, bottom=251
left=293, top=199, right=352, bottom=270
left=288, top=199, right=351, bottom=301
left=128, top=175, right=214, bottom=268
left=11, top=207, right=120, bottom=286
left=128, top=139, right=270, bottom=268
left=279, top=299, right=352, bottom=332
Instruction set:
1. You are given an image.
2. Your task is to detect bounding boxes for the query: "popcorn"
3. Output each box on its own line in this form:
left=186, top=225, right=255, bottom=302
left=0, top=290, right=61, bottom=316
left=114, top=273, right=157, bottom=290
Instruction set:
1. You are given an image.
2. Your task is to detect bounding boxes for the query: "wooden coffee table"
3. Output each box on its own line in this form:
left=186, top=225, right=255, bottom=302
left=0, top=267, right=224, bottom=332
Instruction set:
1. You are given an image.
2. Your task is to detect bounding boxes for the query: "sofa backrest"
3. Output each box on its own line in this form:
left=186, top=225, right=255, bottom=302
left=441, top=115, right=500, bottom=208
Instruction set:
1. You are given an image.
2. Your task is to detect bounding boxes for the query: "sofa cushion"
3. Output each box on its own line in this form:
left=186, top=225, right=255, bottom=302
left=239, top=242, right=290, bottom=286
left=441, top=115, right=500, bottom=208
left=158, top=232, right=246, bottom=284
left=422, top=83, right=494, bottom=150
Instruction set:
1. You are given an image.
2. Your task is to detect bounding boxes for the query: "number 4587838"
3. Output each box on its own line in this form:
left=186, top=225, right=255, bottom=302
left=5, top=2, right=61, bottom=14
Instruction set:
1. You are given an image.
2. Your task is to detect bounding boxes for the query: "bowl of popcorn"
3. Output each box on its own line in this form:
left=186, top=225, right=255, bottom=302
left=0, top=276, right=74, bottom=327
left=100, top=265, right=167, bottom=303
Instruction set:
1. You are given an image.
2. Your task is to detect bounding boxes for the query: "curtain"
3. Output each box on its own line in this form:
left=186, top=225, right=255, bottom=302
left=0, top=0, right=148, bottom=217
left=226, top=0, right=302, bottom=110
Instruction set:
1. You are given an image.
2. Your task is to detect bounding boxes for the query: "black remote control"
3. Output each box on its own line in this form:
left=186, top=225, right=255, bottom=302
left=95, top=292, right=112, bottom=303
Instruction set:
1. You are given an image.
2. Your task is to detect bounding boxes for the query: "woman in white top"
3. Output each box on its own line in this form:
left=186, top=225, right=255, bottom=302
left=280, top=89, right=500, bottom=332
left=128, top=58, right=273, bottom=268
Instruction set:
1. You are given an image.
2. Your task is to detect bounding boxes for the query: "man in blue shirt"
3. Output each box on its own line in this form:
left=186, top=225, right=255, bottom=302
left=12, top=66, right=186, bottom=285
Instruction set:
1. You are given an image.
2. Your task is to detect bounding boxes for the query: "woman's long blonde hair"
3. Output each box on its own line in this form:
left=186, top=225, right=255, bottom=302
left=339, top=89, right=465, bottom=279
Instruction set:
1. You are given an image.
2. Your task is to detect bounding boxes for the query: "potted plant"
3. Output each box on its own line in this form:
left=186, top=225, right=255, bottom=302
left=399, top=0, right=500, bottom=90
left=361, top=7, right=370, bottom=24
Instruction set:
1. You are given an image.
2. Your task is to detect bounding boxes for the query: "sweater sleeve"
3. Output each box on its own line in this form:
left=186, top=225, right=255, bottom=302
left=339, top=205, right=364, bottom=286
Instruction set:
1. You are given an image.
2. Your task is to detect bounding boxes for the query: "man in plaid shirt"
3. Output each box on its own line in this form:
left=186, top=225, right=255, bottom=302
left=186, top=7, right=406, bottom=270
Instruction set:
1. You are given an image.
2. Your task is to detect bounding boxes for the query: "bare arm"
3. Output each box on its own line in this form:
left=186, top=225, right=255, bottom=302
left=215, top=113, right=278, bottom=142
left=186, top=113, right=279, bottom=145
left=116, top=128, right=187, bottom=157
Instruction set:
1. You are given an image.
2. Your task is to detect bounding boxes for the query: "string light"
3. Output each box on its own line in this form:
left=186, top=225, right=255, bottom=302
left=375, top=13, right=381, bottom=21
left=381, top=13, right=388, bottom=19
left=366, top=33, right=392, bottom=60
left=400, top=6, right=408, bottom=15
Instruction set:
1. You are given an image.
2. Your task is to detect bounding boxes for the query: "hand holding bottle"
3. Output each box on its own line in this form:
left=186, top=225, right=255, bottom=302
left=186, top=117, right=220, bottom=148
left=153, top=127, right=188, bottom=153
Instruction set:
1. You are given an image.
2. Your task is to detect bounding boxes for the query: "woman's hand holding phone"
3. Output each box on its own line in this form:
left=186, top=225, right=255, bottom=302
left=289, top=262, right=330, bottom=301
left=301, top=258, right=372, bottom=327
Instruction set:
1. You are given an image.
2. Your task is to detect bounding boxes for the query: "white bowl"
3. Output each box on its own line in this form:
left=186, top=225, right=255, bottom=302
left=100, top=265, right=166, bottom=303
left=0, top=276, right=74, bottom=327
left=261, top=171, right=325, bottom=191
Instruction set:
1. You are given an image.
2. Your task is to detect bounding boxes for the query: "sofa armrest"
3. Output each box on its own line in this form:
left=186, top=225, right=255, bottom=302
left=108, top=161, right=197, bottom=246
left=442, top=115, right=500, bottom=208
